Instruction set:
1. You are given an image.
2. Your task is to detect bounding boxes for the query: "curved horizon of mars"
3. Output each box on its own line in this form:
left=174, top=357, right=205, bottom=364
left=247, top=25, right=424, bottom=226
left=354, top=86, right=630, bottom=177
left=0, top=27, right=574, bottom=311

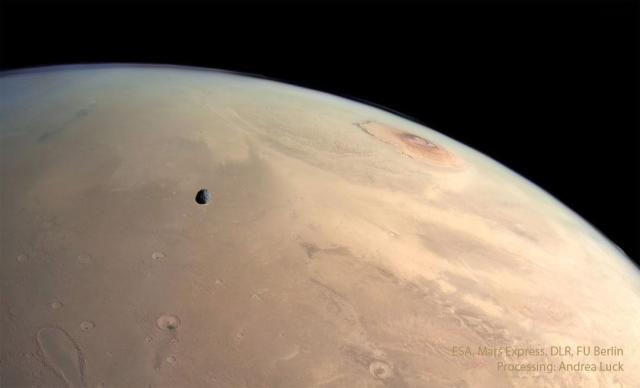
left=1, top=64, right=638, bottom=387
left=0, top=63, right=633, bottom=265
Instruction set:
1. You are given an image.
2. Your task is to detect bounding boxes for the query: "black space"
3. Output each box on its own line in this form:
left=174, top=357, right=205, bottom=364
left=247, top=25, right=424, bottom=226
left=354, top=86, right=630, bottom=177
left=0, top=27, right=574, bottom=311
left=1, top=1, right=638, bottom=263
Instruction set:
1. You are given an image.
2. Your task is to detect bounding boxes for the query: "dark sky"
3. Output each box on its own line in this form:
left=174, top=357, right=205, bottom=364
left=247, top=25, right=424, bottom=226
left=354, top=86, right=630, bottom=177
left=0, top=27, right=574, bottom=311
left=1, top=0, right=638, bottom=263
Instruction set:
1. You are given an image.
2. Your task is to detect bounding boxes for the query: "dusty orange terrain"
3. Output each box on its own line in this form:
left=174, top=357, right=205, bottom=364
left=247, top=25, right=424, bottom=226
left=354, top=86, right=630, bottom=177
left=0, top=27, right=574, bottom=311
left=1, top=65, right=638, bottom=388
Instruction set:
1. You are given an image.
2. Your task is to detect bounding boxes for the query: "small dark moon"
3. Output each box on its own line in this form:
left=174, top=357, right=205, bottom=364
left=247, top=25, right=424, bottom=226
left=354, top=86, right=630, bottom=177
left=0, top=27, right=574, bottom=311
left=195, top=189, right=211, bottom=205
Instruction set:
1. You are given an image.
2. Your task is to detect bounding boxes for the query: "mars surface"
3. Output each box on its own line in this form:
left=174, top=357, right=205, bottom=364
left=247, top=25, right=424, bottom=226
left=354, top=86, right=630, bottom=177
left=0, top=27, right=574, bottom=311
left=1, top=65, right=639, bottom=387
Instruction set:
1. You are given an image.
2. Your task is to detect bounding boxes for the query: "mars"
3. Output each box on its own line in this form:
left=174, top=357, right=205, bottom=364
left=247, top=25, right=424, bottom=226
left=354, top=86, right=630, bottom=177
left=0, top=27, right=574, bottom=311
left=1, top=65, right=639, bottom=387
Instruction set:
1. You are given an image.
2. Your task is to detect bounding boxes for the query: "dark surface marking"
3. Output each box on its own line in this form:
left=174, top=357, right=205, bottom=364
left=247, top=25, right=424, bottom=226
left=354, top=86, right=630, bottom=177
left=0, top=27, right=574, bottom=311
left=37, top=105, right=95, bottom=144
left=300, top=242, right=352, bottom=259
left=301, top=242, right=320, bottom=258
